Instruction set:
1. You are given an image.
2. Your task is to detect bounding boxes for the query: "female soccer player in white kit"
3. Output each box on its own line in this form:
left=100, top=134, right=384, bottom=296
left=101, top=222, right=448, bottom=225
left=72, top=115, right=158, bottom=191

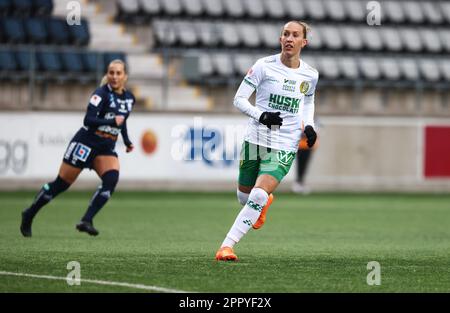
left=216, top=21, right=319, bottom=261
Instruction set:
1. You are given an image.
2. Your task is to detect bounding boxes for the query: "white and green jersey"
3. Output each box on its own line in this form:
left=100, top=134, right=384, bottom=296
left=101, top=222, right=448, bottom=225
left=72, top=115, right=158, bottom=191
left=234, top=53, right=319, bottom=152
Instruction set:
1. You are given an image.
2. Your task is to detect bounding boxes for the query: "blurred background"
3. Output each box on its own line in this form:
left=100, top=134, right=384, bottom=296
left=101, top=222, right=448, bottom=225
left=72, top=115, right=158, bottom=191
left=0, top=0, right=449, bottom=192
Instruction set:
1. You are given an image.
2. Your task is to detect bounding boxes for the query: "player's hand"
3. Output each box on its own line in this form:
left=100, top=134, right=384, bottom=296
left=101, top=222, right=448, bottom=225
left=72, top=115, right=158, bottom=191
left=259, top=111, right=283, bottom=129
left=126, top=144, right=134, bottom=153
left=115, top=115, right=125, bottom=126
left=304, top=125, right=317, bottom=148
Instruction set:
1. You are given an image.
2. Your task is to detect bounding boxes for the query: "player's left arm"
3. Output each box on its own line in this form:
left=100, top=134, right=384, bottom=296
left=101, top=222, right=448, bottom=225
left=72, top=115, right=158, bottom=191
left=302, top=74, right=319, bottom=147
left=121, top=119, right=134, bottom=153
left=121, top=96, right=134, bottom=153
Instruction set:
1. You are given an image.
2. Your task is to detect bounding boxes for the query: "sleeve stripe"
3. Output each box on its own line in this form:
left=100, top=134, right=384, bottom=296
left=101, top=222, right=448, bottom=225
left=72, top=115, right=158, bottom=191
left=243, top=78, right=256, bottom=89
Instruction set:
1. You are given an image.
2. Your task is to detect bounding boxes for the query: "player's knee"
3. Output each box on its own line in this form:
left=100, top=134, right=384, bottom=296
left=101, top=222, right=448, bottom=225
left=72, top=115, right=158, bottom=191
left=237, top=189, right=249, bottom=206
left=47, top=176, right=71, bottom=196
left=101, top=170, right=119, bottom=195
left=248, top=187, right=269, bottom=206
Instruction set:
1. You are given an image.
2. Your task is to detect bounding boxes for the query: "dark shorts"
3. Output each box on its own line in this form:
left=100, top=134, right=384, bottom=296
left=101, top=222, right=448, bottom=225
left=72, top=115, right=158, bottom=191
left=62, top=128, right=118, bottom=169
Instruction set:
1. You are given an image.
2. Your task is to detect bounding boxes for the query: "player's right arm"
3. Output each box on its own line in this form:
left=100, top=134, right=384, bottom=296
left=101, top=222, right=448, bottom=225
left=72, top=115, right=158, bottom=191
left=83, top=89, right=118, bottom=127
left=233, top=60, right=282, bottom=128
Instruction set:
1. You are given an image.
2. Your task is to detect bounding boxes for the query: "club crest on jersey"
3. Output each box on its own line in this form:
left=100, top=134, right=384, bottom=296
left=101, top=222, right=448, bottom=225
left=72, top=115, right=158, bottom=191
left=89, top=94, right=102, bottom=107
left=300, top=81, right=310, bottom=94
left=73, top=143, right=91, bottom=162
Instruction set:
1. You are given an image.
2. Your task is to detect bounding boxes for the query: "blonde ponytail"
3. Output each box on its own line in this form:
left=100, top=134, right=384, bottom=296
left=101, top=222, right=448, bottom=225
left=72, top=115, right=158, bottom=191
left=100, top=75, right=108, bottom=87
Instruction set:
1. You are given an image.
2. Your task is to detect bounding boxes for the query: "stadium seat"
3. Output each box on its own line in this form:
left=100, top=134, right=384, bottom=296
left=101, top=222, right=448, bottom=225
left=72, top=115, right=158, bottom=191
left=439, top=29, right=450, bottom=53
left=212, top=53, right=234, bottom=77
left=360, top=27, right=383, bottom=51
left=103, top=52, right=127, bottom=72
left=46, top=17, right=70, bottom=45
left=33, top=0, right=53, bottom=16
left=441, top=2, right=450, bottom=24
left=141, top=0, right=161, bottom=17
left=263, top=0, right=285, bottom=19
left=217, top=22, right=240, bottom=48
left=399, top=58, right=419, bottom=81
left=359, top=57, right=381, bottom=80
left=379, top=58, right=401, bottom=81
left=320, top=25, right=343, bottom=50
left=419, top=59, right=440, bottom=82
left=16, top=50, right=32, bottom=71
left=180, top=0, right=203, bottom=17
left=2, top=18, right=27, bottom=43
left=194, top=21, right=219, bottom=47
left=81, top=51, right=101, bottom=73
left=198, top=53, right=213, bottom=78
left=421, top=1, right=443, bottom=24
left=304, top=0, right=326, bottom=20
left=341, top=26, right=363, bottom=51
left=260, top=23, right=281, bottom=49
left=324, top=0, right=346, bottom=22
left=344, top=0, right=364, bottom=22
left=399, top=28, right=423, bottom=52
left=223, top=0, right=245, bottom=18
left=0, top=0, right=12, bottom=17
left=12, top=0, right=32, bottom=17
left=25, top=17, right=48, bottom=44
left=243, top=0, right=266, bottom=19
left=302, top=55, right=318, bottom=72
left=176, top=21, right=197, bottom=47
left=338, top=56, right=359, bottom=80
left=320, top=56, right=340, bottom=79
left=238, top=23, right=261, bottom=48
left=383, top=1, right=406, bottom=24
left=117, top=0, right=140, bottom=22
left=201, top=0, right=224, bottom=17
left=420, top=29, right=442, bottom=53
left=160, top=0, right=182, bottom=17
left=284, top=0, right=306, bottom=19
left=380, top=27, right=402, bottom=52
left=0, top=50, right=17, bottom=72
left=234, top=54, right=254, bottom=76
left=152, top=19, right=177, bottom=46
left=439, top=59, right=450, bottom=82
left=36, top=51, right=62, bottom=72
left=305, top=26, right=323, bottom=50
left=403, top=1, right=425, bottom=24
left=60, top=51, right=83, bottom=73
left=68, top=18, right=90, bottom=46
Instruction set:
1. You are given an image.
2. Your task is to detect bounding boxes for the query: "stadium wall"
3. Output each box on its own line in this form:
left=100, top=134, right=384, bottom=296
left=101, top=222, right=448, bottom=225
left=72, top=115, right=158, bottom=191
left=0, top=112, right=449, bottom=192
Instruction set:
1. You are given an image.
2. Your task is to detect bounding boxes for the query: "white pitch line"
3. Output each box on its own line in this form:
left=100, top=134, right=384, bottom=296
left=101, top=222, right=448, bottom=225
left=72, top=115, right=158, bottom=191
left=0, top=271, right=190, bottom=293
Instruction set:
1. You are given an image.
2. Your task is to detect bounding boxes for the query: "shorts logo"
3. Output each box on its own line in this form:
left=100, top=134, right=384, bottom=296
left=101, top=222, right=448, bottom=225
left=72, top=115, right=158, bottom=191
left=64, top=142, right=77, bottom=160
left=277, top=150, right=295, bottom=166
left=73, top=143, right=91, bottom=162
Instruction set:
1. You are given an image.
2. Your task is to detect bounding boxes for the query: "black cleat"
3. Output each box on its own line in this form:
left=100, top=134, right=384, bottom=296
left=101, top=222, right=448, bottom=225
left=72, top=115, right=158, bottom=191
left=76, top=221, right=99, bottom=236
left=20, top=210, right=33, bottom=237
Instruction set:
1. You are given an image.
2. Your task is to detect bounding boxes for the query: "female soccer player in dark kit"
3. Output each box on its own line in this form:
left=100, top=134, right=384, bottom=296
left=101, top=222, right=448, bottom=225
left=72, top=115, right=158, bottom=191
left=20, top=59, right=135, bottom=237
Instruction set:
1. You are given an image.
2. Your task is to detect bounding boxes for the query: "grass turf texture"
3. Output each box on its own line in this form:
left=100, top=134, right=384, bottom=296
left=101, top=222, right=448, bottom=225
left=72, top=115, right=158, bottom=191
left=1, top=191, right=449, bottom=292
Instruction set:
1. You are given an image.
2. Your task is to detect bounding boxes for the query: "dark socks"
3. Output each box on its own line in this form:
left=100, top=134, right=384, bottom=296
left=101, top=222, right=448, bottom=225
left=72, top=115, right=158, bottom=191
left=81, top=170, right=119, bottom=223
left=25, top=176, right=71, bottom=218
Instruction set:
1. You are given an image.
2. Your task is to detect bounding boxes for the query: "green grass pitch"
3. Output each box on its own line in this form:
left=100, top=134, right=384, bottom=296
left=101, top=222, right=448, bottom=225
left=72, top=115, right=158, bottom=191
left=1, top=191, right=449, bottom=292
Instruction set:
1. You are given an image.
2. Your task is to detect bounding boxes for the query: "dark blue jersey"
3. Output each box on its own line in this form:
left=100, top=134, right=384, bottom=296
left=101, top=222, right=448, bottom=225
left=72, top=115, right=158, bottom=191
left=83, top=84, right=135, bottom=147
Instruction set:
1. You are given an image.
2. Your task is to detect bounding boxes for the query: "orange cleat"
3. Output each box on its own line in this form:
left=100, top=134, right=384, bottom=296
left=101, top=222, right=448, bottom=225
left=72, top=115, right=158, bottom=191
left=215, top=246, right=238, bottom=261
left=252, top=193, right=274, bottom=230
